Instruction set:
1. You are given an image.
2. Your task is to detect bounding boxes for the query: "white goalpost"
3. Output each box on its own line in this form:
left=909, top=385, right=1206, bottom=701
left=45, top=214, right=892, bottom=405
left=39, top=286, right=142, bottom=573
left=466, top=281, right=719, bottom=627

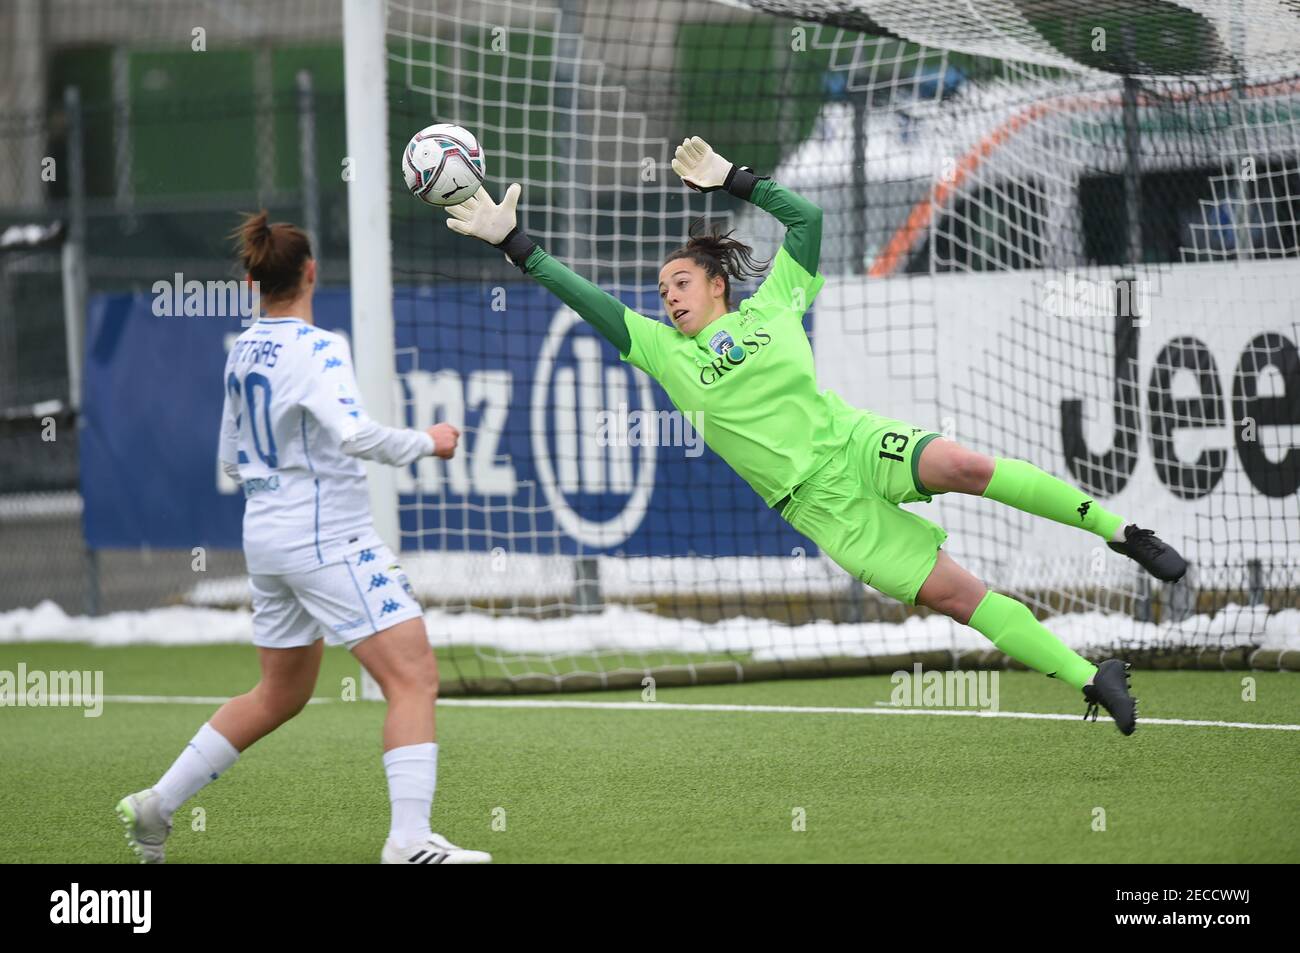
left=343, top=0, right=401, bottom=553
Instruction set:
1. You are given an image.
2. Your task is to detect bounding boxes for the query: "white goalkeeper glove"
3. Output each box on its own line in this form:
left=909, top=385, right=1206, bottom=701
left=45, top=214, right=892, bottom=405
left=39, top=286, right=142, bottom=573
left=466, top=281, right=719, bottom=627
left=445, top=183, right=520, bottom=244
left=444, top=183, right=536, bottom=269
left=672, top=136, right=732, bottom=191
left=671, top=136, right=769, bottom=198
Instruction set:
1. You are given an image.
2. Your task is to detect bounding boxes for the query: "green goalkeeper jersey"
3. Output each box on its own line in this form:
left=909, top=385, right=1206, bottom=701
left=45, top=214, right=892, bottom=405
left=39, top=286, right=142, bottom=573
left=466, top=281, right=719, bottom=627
left=522, top=179, right=859, bottom=506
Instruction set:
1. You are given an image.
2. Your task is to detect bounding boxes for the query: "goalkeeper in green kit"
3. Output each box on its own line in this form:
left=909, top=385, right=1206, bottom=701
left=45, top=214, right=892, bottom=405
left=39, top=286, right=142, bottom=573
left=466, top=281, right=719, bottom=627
left=444, top=136, right=1189, bottom=735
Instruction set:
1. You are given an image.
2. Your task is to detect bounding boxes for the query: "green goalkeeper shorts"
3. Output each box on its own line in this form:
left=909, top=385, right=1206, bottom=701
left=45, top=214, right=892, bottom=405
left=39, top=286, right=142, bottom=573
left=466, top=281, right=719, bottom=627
left=777, top=413, right=947, bottom=605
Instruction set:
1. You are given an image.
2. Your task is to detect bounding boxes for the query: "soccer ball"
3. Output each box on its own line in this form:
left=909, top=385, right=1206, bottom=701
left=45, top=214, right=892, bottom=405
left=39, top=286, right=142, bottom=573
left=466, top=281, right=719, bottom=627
left=402, top=123, right=485, bottom=207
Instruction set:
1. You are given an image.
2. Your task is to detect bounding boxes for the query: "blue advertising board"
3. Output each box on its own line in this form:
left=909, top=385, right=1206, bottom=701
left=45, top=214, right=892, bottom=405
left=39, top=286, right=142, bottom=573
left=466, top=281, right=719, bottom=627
left=80, top=285, right=806, bottom=558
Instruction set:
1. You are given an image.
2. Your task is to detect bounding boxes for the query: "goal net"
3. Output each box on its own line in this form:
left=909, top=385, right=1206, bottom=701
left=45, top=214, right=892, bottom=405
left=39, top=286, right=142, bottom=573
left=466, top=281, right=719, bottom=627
left=366, top=0, right=1300, bottom=694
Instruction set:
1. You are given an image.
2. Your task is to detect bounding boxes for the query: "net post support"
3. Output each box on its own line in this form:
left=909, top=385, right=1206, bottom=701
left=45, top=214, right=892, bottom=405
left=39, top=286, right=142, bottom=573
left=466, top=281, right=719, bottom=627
left=296, top=69, right=321, bottom=276
left=574, top=556, right=603, bottom=614
left=1165, top=566, right=1195, bottom=624
left=1247, top=559, right=1263, bottom=607
left=83, top=545, right=100, bottom=617
left=62, top=85, right=87, bottom=413
left=841, top=577, right=864, bottom=624
left=1133, top=573, right=1152, bottom=623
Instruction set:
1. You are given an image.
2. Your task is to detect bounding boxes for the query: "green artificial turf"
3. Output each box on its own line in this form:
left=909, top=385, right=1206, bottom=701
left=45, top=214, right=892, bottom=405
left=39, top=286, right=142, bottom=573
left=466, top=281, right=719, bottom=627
left=1, top=643, right=1296, bottom=863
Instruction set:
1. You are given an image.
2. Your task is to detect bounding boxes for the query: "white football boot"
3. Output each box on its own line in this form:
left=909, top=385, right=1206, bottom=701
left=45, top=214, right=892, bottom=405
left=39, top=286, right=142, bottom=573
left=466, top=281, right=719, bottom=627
left=115, top=788, right=172, bottom=864
left=381, top=832, right=492, bottom=864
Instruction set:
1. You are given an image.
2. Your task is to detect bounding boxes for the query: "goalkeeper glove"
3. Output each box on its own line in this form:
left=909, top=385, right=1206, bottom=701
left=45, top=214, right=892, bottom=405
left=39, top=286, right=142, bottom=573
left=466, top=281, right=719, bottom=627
left=445, top=183, right=537, bottom=270
left=671, top=136, right=768, bottom=200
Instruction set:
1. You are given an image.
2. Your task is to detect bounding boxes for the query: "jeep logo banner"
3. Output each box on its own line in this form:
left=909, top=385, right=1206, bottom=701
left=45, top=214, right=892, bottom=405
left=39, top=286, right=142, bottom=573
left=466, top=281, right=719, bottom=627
left=815, top=261, right=1299, bottom=588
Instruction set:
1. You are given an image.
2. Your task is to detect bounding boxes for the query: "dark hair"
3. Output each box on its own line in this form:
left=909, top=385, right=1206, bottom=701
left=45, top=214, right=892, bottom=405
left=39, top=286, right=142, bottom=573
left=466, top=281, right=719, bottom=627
left=231, top=210, right=313, bottom=304
left=663, top=219, right=769, bottom=308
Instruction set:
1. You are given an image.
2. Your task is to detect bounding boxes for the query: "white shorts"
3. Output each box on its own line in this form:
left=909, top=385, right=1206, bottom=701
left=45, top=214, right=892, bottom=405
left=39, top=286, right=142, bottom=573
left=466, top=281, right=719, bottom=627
left=249, top=543, right=424, bottom=649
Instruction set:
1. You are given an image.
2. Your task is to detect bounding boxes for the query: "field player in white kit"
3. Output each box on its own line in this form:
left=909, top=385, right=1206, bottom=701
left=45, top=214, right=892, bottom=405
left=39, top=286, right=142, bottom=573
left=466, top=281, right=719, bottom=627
left=115, top=211, right=491, bottom=864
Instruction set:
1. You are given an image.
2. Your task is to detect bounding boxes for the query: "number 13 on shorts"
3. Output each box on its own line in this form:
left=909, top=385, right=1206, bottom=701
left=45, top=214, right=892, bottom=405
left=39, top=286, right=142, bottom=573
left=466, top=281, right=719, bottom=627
left=878, top=430, right=911, bottom=463
left=858, top=417, right=941, bottom=505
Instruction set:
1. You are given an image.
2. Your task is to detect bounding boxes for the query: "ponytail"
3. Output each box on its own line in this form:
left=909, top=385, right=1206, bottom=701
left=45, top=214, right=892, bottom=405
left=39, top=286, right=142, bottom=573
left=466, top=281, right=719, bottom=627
left=664, top=219, right=769, bottom=308
left=231, top=210, right=313, bottom=304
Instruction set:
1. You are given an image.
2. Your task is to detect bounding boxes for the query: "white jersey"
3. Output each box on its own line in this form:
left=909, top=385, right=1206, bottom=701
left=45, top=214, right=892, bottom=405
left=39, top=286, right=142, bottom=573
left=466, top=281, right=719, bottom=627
left=218, top=316, right=432, bottom=575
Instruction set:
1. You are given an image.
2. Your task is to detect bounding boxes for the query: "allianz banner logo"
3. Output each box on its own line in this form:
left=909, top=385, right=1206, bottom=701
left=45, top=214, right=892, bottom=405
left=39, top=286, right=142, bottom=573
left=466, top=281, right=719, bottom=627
left=391, top=308, right=703, bottom=548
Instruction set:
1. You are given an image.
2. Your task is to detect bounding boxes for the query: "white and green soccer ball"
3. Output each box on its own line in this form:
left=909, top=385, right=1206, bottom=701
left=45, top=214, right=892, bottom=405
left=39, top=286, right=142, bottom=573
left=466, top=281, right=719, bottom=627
left=402, top=123, right=485, bottom=207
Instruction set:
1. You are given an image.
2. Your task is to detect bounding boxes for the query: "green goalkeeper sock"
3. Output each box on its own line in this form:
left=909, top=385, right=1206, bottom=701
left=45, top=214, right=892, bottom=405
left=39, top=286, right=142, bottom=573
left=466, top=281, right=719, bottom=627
left=982, top=458, right=1126, bottom=542
left=968, top=591, right=1097, bottom=691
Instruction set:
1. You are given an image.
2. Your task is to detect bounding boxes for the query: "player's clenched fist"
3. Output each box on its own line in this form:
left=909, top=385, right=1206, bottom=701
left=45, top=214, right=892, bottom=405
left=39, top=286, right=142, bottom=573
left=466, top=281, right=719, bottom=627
left=427, top=423, right=460, bottom=459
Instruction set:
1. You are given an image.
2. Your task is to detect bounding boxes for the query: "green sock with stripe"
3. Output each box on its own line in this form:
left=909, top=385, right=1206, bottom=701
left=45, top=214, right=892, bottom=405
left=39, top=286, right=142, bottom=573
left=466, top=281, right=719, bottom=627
left=968, top=591, right=1097, bottom=691
left=982, top=458, right=1126, bottom=541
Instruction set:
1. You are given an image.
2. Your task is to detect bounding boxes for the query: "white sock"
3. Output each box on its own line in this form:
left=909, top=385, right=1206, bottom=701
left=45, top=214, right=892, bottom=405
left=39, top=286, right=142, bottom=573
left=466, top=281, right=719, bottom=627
left=383, top=742, right=437, bottom=848
left=153, top=722, right=240, bottom=820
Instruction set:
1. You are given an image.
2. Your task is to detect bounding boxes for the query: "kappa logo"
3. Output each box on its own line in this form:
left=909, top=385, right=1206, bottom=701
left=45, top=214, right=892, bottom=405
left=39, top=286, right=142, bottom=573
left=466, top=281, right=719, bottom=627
left=1078, top=500, right=1091, bottom=521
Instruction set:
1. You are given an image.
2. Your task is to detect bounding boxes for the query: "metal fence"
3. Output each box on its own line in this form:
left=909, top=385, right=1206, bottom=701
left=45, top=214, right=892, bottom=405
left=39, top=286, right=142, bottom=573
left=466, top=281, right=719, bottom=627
left=1, top=43, right=348, bottom=614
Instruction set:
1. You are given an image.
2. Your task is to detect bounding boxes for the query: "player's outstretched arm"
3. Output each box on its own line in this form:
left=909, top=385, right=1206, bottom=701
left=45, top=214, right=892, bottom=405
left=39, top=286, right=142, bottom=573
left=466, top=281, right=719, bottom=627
left=444, top=185, right=633, bottom=356
left=672, top=135, right=822, bottom=276
left=297, top=334, right=445, bottom=465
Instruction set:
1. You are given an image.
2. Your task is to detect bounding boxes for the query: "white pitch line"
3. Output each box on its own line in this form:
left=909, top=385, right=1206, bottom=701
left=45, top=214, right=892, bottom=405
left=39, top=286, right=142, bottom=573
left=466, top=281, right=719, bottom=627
left=440, top=698, right=1300, bottom=731
left=46, top=695, right=1300, bottom=731
left=41, top=694, right=338, bottom=707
